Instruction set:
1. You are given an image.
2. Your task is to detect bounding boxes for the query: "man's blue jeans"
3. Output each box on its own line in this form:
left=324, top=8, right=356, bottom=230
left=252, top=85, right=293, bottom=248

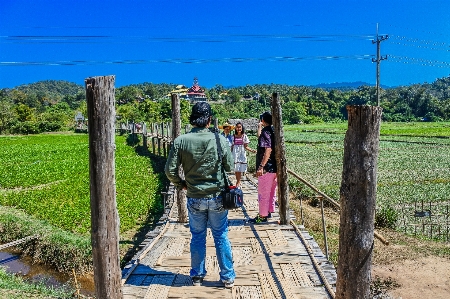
left=187, top=196, right=236, bottom=283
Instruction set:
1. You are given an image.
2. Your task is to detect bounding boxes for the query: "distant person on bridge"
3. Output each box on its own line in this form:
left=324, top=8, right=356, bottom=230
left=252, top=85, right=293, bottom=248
left=249, top=111, right=278, bottom=223
left=218, top=122, right=234, bottom=147
left=165, top=102, right=236, bottom=288
left=230, top=122, right=256, bottom=188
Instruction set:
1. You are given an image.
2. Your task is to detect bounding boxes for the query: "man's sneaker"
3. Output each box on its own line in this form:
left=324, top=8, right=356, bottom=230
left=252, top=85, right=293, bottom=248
left=248, top=214, right=267, bottom=223
left=223, top=280, right=234, bottom=288
left=192, top=276, right=204, bottom=286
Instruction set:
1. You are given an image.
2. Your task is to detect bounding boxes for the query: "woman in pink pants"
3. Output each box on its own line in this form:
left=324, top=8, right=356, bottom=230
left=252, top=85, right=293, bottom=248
left=249, top=111, right=277, bottom=224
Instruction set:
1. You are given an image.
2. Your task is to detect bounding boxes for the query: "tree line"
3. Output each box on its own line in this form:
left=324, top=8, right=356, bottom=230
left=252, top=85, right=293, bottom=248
left=0, top=76, right=449, bottom=134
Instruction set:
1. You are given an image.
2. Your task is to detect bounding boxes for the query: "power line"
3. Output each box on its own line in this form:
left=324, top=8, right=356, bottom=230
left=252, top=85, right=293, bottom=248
left=0, top=33, right=376, bottom=44
left=0, top=54, right=375, bottom=67
left=389, top=55, right=450, bottom=68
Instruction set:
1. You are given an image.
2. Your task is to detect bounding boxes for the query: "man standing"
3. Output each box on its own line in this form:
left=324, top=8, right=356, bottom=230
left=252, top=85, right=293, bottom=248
left=165, top=102, right=236, bottom=288
left=249, top=111, right=277, bottom=223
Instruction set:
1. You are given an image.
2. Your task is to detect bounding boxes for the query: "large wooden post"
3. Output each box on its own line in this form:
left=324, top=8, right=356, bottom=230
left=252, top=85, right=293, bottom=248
left=336, top=105, right=382, bottom=299
left=271, top=93, right=289, bottom=225
left=85, top=75, right=122, bottom=299
left=171, top=94, right=188, bottom=222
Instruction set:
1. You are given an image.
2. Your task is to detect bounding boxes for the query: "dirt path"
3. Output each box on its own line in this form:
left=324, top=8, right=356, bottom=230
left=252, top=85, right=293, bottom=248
left=372, top=228, right=450, bottom=299
left=290, top=199, right=450, bottom=298
left=373, top=256, right=450, bottom=299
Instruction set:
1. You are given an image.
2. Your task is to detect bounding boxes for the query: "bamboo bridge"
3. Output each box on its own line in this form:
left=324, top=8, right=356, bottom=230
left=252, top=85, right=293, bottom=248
left=121, top=175, right=337, bottom=299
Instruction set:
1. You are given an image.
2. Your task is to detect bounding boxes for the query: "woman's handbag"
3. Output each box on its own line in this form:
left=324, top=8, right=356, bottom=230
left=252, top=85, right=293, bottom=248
left=214, top=132, right=244, bottom=210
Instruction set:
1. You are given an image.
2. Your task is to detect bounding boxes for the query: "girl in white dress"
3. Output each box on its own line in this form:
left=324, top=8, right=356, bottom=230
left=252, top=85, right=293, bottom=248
left=231, top=122, right=256, bottom=187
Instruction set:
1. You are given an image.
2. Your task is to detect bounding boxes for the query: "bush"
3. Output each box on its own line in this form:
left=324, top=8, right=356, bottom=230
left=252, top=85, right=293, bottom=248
left=375, top=205, right=399, bottom=229
left=37, top=121, right=63, bottom=132
left=11, top=121, right=41, bottom=134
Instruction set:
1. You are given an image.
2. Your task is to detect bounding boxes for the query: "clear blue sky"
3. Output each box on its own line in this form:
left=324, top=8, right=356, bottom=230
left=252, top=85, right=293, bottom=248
left=1, top=0, right=449, bottom=89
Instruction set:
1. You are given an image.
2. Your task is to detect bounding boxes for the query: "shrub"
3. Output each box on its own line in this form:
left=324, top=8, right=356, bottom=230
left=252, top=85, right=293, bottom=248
left=37, top=121, right=63, bottom=132
left=11, top=121, right=41, bottom=134
left=375, top=205, right=399, bottom=229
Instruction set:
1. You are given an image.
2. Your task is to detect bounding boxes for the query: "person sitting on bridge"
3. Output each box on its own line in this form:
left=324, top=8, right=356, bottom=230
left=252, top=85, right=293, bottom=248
left=165, top=102, right=236, bottom=288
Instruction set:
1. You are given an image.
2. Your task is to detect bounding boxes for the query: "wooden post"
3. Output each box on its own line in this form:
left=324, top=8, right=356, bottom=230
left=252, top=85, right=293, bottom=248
left=271, top=93, right=289, bottom=225
left=85, top=75, right=122, bottom=299
left=142, top=122, right=147, bottom=149
left=336, top=105, right=382, bottom=299
left=213, top=118, right=218, bottom=131
left=171, top=94, right=188, bottom=222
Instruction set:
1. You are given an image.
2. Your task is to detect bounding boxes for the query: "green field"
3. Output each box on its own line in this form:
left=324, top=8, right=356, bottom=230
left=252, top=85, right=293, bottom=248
left=282, top=122, right=450, bottom=241
left=1, top=121, right=449, bottom=272
left=283, top=122, right=450, bottom=202
left=0, top=133, right=165, bottom=235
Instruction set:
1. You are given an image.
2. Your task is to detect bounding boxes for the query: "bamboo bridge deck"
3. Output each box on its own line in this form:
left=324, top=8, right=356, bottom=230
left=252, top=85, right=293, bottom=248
left=122, top=176, right=336, bottom=299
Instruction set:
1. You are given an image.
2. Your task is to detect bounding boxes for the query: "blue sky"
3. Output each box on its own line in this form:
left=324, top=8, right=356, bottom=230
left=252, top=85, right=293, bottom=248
left=0, top=0, right=449, bottom=89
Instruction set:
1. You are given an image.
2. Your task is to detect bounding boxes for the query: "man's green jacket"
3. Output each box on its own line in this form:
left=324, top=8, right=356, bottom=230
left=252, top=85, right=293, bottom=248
left=165, top=127, right=233, bottom=198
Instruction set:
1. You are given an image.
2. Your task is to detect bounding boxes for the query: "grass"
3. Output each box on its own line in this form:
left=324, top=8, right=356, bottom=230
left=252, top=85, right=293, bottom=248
left=0, top=133, right=165, bottom=235
left=286, top=121, right=450, bottom=267
left=0, top=133, right=167, bottom=276
left=284, top=122, right=450, bottom=206
left=0, top=266, right=73, bottom=299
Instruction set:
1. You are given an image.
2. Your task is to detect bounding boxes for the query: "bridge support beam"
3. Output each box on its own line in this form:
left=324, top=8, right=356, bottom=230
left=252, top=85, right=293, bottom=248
left=85, top=75, right=122, bottom=299
left=171, top=93, right=188, bottom=223
left=271, top=92, right=290, bottom=225
left=336, top=105, right=382, bottom=299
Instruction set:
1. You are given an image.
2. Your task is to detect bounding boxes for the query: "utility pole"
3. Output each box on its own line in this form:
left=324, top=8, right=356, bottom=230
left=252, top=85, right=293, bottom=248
left=372, top=23, right=388, bottom=106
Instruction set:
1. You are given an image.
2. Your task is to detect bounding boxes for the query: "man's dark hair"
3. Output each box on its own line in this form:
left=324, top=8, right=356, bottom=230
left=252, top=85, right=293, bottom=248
left=261, top=111, right=272, bottom=125
left=190, top=102, right=212, bottom=127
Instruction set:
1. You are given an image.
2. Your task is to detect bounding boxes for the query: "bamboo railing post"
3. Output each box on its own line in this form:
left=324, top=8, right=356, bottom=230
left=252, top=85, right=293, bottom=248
left=152, top=123, right=157, bottom=154
left=157, top=123, right=162, bottom=156
left=171, top=94, right=188, bottom=222
left=213, top=117, right=218, bottom=131
left=336, top=105, right=382, bottom=299
left=85, top=75, right=122, bottom=299
left=142, top=122, right=147, bottom=149
left=320, top=197, right=329, bottom=260
left=271, top=92, right=289, bottom=225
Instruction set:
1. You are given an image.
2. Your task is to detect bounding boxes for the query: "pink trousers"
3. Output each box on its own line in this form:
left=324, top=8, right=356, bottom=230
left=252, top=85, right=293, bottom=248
left=257, top=172, right=277, bottom=217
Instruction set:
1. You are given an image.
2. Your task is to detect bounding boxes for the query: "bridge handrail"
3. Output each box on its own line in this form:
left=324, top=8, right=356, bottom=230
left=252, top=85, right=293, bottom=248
left=287, top=169, right=389, bottom=246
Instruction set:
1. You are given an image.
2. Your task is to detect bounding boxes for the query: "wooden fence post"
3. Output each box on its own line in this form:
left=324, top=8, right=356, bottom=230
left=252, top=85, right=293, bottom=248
left=152, top=123, right=157, bottom=154
left=271, top=93, right=289, bottom=225
left=85, top=75, right=122, bottom=299
left=336, top=105, right=382, bottom=299
left=171, top=94, right=188, bottom=222
left=142, top=122, right=147, bottom=149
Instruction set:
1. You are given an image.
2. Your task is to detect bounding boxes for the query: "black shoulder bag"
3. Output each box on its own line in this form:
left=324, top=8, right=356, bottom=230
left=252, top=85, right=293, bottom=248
left=214, top=132, right=244, bottom=210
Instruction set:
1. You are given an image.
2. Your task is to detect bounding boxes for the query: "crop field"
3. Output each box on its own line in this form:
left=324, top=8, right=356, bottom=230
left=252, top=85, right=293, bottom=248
left=284, top=122, right=450, bottom=241
left=0, top=133, right=165, bottom=236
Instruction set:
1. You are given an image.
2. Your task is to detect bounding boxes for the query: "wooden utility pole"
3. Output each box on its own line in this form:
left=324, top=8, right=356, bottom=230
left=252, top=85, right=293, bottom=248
left=171, top=94, right=188, bottom=222
left=85, top=75, right=122, bottom=299
left=271, top=93, right=289, bottom=225
left=336, top=105, right=382, bottom=299
left=372, top=23, right=388, bottom=106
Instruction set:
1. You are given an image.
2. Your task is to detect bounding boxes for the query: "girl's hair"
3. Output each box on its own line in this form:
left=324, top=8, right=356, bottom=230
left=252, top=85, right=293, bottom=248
left=234, top=122, right=245, bottom=135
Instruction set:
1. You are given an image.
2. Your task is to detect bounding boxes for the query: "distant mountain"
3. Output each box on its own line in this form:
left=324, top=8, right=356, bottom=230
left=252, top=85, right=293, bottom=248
left=313, top=81, right=391, bottom=90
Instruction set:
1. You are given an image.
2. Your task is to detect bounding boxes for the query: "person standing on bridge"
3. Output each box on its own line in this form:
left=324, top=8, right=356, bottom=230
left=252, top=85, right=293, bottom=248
left=249, top=111, right=278, bottom=223
left=165, top=102, right=236, bottom=288
left=230, top=122, right=256, bottom=188
left=218, top=122, right=234, bottom=147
